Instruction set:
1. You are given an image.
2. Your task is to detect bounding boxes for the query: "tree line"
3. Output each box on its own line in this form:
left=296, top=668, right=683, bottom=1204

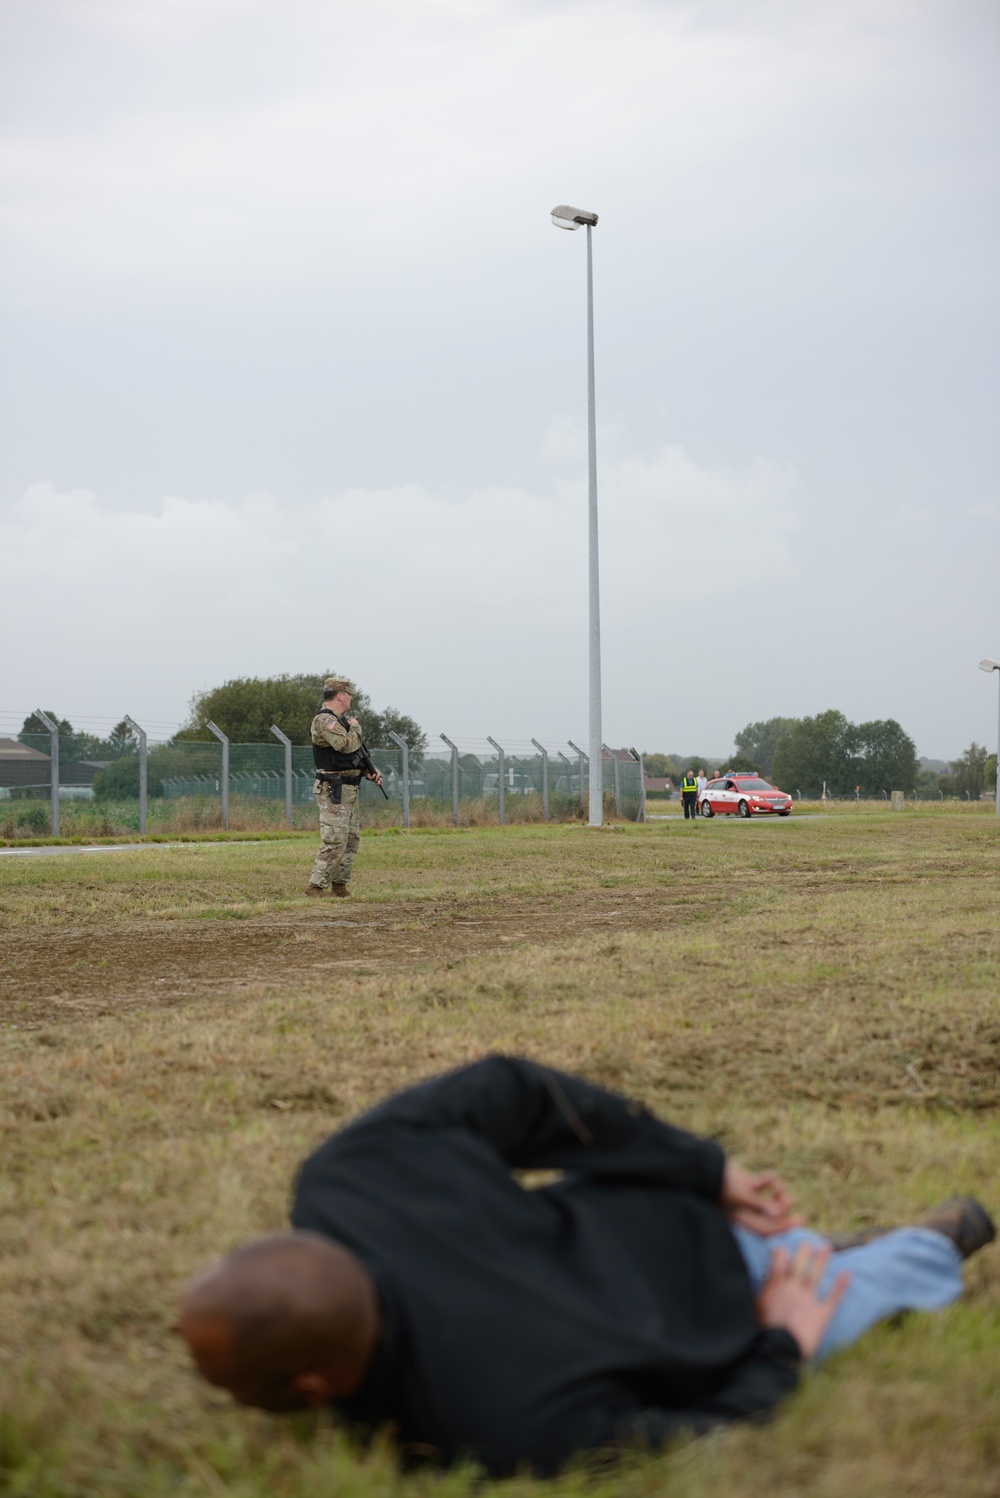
left=175, top=674, right=426, bottom=754
left=21, top=688, right=995, bottom=804
left=18, top=675, right=427, bottom=802
left=932, top=742, right=998, bottom=801
left=19, top=712, right=140, bottom=764
left=20, top=676, right=426, bottom=762
left=642, top=753, right=721, bottom=782
left=731, top=712, right=995, bottom=799
left=642, top=712, right=997, bottom=800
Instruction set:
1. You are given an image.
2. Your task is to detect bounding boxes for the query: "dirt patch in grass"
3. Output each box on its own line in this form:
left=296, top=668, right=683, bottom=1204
left=1, top=815, right=998, bottom=1496
left=0, top=886, right=718, bottom=1022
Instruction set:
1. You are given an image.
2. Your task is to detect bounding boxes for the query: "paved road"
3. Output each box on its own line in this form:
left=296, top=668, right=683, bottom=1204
left=0, top=841, right=254, bottom=858
left=645, top=813, right=826, bottom=821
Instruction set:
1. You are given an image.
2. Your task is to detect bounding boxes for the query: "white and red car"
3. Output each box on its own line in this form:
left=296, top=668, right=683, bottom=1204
left=699, top=773, right=792, bottom=819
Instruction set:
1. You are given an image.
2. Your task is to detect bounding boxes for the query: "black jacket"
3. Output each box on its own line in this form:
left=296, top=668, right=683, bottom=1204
left=291, top=1056, right=800, bottom=1475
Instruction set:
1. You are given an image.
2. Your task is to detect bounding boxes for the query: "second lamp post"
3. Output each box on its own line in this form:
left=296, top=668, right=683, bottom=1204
left=552, top=202, right=603, bottom=826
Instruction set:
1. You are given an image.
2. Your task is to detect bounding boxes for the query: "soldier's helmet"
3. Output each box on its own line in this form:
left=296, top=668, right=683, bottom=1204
left=323, top=677, right=352, bottom=695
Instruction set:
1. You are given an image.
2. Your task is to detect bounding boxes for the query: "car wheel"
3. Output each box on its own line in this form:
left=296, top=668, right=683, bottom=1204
left=737, top=800, right=751, bottom=819
left=701, top=800, right=713, bottom=818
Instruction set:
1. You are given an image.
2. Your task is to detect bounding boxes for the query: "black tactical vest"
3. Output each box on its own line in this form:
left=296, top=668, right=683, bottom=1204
left=312, top=711, right=365, bottom=773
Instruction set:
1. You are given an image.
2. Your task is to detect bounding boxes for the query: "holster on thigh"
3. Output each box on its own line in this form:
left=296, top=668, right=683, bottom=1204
left=318, top=773, right=343, bottom=805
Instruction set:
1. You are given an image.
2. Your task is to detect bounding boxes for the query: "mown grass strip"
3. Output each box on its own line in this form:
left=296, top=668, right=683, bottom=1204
left=0, top=815, right=997, bottom=1495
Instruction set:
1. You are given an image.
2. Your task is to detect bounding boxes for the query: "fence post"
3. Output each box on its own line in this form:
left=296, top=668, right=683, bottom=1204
left=440, top=734, right=460, bottom=826
left=34, top=708, right=59, bottom=836
left=270, top=725, right=293, bottom=827
left=530, top=739, right=549, bottom=822
left=486, top=736, right=506, bottom=826
left=568, top=740, right=588, bottom=814
left=388, top=731, right=410, bottom=828
left=124, top=716, right=147, bottom=834
left=207, top=721, right=230, bottom=829
left=630, top=747, right=646, bottom=823
left=556, top=749, right=573, bottom=802
left=603, top=744, right=622, bottom=817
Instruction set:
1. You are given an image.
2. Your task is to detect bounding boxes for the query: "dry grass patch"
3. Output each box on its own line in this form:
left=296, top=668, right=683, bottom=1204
left=0, top=812, right=998, bottom=1495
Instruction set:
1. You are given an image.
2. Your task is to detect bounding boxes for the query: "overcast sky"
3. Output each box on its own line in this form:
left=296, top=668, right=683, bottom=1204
left=1, top=0, right=997, bottom=757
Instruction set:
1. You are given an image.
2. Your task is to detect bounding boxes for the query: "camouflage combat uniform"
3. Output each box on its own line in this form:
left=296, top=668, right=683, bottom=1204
left=308, top=710, right=364, bottom=891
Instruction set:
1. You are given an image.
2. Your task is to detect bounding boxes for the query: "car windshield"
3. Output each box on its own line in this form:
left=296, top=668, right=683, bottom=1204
left=733, top=778, right=776, bottom=792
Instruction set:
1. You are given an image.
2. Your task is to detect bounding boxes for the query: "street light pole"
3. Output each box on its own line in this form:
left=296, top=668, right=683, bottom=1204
left=980, top=658, right=1000, bottom=816
left=552, top=203, right=603, bottom=826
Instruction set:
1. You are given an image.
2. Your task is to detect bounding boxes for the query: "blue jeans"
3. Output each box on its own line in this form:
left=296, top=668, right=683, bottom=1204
left=731, top=1224, right=963, bottom=1361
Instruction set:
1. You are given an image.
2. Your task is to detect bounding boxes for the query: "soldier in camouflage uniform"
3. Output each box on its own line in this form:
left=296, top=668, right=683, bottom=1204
left=305, top=677, right=383, bottom=898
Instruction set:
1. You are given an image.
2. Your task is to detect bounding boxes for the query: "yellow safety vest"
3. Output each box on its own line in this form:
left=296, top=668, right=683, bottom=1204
left=682, top=777, right=697, bottom=793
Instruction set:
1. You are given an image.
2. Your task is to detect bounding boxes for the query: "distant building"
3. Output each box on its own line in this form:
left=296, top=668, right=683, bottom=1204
left=643, top=775, right=674, bottom=796
left=0, top=737, right=50, bottom=791
left=63, top=760, right=109, bottom=787
left=0, top=737, right=107, bottom=793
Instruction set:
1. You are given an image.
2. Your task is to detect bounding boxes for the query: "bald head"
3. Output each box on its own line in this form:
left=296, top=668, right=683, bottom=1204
left=180, top=1231, right=380, bottom=1411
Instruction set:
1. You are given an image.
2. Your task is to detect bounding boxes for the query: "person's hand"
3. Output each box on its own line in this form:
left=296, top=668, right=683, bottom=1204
left=347, top=716, right=360, bottom=728
left=720, top=1161, right=802, bottom=1236
left=367, top=770, right=383, bottom=786
left=756, top=1243, right=850, bottom=1359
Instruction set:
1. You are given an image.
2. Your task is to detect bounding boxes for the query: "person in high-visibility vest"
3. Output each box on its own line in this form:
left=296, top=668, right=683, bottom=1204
left=681, top=771, right=699, bottom=820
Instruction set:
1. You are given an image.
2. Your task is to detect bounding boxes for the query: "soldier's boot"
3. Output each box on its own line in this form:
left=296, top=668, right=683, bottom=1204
left=304, top=883, right=327, bottom=897
left=916, top=1198, right=995, bottom=1259
left=828, top=1197, right=995, bottom=1260
left=329, top=883, right=350, bottom=898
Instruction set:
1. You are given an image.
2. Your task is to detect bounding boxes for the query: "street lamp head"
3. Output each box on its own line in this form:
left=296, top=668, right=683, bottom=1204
left=979, top=658, right=1000, bottom=673
left=551, top=203, right=598, bottom=230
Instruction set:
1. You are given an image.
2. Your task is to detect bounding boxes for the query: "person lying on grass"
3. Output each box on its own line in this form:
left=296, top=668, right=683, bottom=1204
left=180, top=1056, right=994, bottom=1477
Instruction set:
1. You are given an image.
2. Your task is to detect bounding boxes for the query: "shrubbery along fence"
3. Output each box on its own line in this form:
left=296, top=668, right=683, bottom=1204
left=2, top=727, right=645, bottom=835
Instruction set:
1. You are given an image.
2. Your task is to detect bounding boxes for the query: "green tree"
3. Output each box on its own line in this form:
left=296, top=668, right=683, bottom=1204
left=641, top=753, right=680, bottom=780
left=944, top=742, right=991, bottom=800
left=20, top=710, right=73, bottom=741
left=104, top=719, right=138, bottom=758
left=770, top=710, right=853, bottom=797
left=19, top=712, right=102, bottom=763
left=178, top=674, right=363, bottom=744
left=770, top=710, right=918, bottom=797
left=732, top=717, right=799, bottom=777
left=914, top=767, right=942, bottom=799
left=92, top=756, right=141, bottom=800
left=94, top=742, right=225, bottom=801
left=847, top=719, right=918, bottom=796
left=178, top=673, right=427, bottom=752
left=362, top=707, right=427, bottom=755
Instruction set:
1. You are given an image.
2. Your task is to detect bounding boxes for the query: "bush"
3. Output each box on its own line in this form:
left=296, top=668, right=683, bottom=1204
left=17, top=806, right=48, bottom=833
left=92, top=756, right=140, bottom=800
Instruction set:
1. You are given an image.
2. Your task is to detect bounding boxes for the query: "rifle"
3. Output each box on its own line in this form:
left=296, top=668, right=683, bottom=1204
left=333, top=712, right=390, bottom=799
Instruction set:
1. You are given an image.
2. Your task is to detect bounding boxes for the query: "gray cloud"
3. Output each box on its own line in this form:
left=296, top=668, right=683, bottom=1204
left=1, top=0, right=997, bottom=756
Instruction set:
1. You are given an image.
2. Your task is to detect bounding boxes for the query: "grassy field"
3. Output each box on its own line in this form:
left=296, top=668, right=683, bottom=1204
left=1, top=809, right=998, bottom=1496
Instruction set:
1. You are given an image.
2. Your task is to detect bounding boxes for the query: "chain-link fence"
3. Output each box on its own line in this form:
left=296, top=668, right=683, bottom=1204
left=0, top=726, right=646, bottom=836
